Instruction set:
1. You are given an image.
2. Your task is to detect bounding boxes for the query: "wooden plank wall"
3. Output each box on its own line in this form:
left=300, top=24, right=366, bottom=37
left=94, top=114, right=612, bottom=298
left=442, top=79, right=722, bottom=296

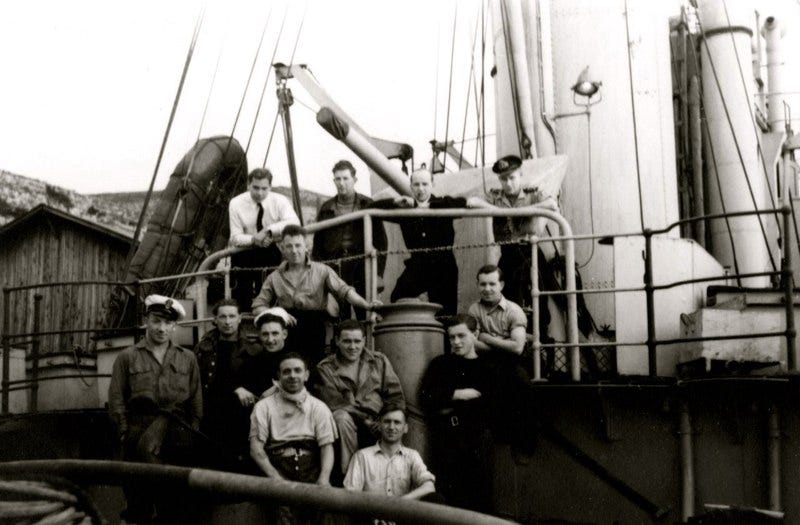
left=0, top=214, right=129, bottom=355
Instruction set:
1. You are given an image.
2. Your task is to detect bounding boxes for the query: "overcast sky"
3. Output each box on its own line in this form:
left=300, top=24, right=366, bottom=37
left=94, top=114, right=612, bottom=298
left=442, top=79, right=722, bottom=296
left=0, top=0, right=490, bottom=197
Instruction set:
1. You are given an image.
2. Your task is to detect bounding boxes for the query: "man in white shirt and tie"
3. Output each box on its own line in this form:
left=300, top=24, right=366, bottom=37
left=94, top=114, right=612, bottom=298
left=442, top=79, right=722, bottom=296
left=228, top=168, right=299, bottom=311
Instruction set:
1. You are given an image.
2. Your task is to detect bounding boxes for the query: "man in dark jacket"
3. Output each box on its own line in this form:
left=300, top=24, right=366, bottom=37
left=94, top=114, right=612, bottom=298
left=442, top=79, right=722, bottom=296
left=370, top=168, right=490, bottom=315
left=312, top=160, right=387, bottom=320
left=193, top=298, right=272, bottom=469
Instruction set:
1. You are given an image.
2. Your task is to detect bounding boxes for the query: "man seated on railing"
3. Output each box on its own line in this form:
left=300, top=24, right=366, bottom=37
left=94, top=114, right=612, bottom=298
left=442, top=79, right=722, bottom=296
left=344, top=405, right=442, bottom=506
left=193, top=299, right=275, bottom=471
left=312, top=159, right=388, bottom=320
left=251, top=224, right=380, bottom=366
left=369, top=168, right=491, bottom=315
left=314, top=320, right=405, bottom=481
left=108, top=294, right=202, bottom=524
left=489, top=154, right=558, bottom=341
left=229, top=167, right=300, bottom=311
left=250, top=352, right=336, bottom=524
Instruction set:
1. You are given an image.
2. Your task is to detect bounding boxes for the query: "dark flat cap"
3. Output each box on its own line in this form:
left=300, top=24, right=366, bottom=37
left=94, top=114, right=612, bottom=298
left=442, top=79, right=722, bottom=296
left=492, top=154, right=522, bottom=174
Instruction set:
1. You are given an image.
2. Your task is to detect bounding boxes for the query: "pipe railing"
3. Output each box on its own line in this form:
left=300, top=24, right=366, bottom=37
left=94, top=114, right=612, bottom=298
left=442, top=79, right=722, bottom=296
left=2, top=206, right=798, bottom=414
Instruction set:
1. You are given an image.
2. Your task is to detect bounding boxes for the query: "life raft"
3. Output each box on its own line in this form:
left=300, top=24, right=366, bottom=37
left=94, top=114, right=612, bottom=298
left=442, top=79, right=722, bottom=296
left=126, top=135, right=248, bottom=298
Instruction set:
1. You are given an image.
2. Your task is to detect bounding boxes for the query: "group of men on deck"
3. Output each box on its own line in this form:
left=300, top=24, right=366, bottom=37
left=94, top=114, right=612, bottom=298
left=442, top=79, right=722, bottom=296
left=107, top=153, right=555, bottom=523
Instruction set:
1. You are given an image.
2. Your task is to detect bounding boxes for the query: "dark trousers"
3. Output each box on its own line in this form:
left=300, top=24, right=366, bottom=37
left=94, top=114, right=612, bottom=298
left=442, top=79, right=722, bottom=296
left=286, top=309, right=330, bottom=367
left=429, top=417, right=493, bottom=514
left=121, top=414, right=197, bottom=525
left=330, top=255, right=368, bottom=320
left=391, top=254, right=458, bottom=315
left=267, top=441, right=322, bottom=525
left=498, top=244, right=551, bottom=338
left=230, top=244, right=282, bottom=312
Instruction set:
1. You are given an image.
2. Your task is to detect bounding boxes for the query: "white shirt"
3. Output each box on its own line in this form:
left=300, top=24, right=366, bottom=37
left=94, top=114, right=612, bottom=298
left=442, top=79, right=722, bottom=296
left=228, top=191, right=300, bottom=247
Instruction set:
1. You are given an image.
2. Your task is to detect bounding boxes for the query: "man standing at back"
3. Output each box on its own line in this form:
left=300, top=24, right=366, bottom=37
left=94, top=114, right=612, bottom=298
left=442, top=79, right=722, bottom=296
left=229, top=167, right=300, bottom=311
left=370, top=168, right=490, bottom=315
left=312, top=160, right=387, bottom=320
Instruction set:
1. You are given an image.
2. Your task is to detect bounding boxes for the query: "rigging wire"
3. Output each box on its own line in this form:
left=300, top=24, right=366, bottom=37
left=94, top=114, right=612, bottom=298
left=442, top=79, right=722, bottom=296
left=223, top=4, right=273, bottom=158
left=480, top=0, right=487, bottom=168
left=122, top=7, right=205, bottom=277
left=442, top=3, right=459, bottom=173
left=685, top=18, right=743, bottom=284
left=244, top=4, right=290, bottom=155
left=498, top=0, right=527, bottom=159
left=720, top=0, right=778, bottom=212
left=457, top=12, right=481, bottom=170
left=693, top=8, right=778, bottom=273
left=622, top=0, right=646, bottom=232
left=433, top=21, right=441, bottom=143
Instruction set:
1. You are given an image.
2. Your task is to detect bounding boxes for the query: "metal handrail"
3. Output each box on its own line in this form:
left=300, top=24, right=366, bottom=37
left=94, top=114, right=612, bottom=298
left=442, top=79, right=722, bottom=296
left=0, top=460, right=515, bottom=525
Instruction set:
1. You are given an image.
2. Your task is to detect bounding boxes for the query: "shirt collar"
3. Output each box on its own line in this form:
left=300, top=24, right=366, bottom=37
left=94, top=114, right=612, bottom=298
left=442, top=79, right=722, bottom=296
left=278, top=257, right=312, bottom=273
left=480, top=295, right=509, bottom=312
left=373, top=442, right=406, bottom=457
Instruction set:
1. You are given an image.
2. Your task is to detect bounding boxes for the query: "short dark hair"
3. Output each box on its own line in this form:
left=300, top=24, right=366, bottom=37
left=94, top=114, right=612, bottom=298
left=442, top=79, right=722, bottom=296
left=476, top=264, right=503, bottom=281
left=335, top=319, right=366, bottom=337
left=211, top=298, right=240, bottom=315
left=443, top=313, right=478, bottom=332
left=248, top=168, right=273, bottom=185
left=278, top=352, right=307, bottom=371
left=332, top=160, right=355, bottom=176
left=379, top=403, right=406, bottom=420
left=281, top=224, right=305, bottom=239
left=255, top=313, right=287, bottom=330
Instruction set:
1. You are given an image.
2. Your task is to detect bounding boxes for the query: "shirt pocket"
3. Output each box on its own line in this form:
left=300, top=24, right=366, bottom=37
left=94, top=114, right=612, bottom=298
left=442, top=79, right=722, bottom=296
left=167, top=359, right=192, bottom=398
left=129, top=363, right=155, bottom=397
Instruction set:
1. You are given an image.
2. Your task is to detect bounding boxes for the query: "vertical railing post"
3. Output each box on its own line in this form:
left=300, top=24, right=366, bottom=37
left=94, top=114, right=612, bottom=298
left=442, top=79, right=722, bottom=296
left=30, top=294, right=43, bottom=414
left=782, top=207, right=797, bottom=371
left=530, top=236, right=542, bottom=381
left=2, top=288, right=11, bottom=414
left=134, top=281, right=143, bottom=343
left=643, top=229, right=658, bottom=377
left=363, top=214, right=376, bottom=350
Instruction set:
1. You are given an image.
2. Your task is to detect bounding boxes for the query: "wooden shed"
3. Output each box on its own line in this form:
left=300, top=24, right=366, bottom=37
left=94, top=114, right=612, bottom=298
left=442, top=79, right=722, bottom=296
left=0, top=205, right=132, bottom=355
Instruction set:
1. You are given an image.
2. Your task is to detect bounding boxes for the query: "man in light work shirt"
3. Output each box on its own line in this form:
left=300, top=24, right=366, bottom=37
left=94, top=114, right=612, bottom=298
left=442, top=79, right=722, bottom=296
left=468, top=264, right=528, bottom=359
left=250, top=353, right=336, bottom=524
left=344, top=406, right=440, bottom=503
left=252, top=224, right=379, bottom=365
left=315, top=320, right=405, bottom=477
left=228, top=167, right=300, bottom=311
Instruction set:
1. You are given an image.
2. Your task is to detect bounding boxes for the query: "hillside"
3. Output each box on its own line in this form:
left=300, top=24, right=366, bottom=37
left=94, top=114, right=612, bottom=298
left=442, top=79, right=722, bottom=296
left=0, top=170, right=328, bottom=236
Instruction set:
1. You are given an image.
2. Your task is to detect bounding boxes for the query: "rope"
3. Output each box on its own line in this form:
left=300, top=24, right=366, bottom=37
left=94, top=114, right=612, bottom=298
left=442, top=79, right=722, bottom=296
left=623, top=0, right=646, bottom=231
left=498, top=0, right=527, bottom=158
left=442, top=3, right=459, bottom=173
left=0, top=477, right=102, bottom=524
left=433, top=20, right=441, bottom=146
left=262, top=111, right=281, bottom=167
left=693, top=7, right=778, bottom=274
left=479, top=0, right=487, bottom=167
left=458, top=13, right=481, bottom=170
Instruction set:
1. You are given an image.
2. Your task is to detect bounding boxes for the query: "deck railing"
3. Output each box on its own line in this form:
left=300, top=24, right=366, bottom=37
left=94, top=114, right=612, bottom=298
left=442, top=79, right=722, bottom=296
left=1, top=205, right=796, bottom=414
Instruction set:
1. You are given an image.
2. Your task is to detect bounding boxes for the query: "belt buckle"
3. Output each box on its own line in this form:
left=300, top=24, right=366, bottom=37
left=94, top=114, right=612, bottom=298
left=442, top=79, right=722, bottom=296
left=450, top=416, right=459, bottom=427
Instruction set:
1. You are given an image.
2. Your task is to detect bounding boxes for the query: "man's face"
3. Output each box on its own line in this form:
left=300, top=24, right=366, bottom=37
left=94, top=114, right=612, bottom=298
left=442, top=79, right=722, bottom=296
left=477, top=271, right=504, bottom=304
left=333, top=169, right=356, bottom=199
left=145, top=313, right=175, bottom=345
left=282, top=234, right=308, bottom=264
left=379, top=410, right=408, bottom=445
left=259, top=321, right=288, bottom=353
left=498, top=169, right=522, bottom=197
left=278, top=357, right=308, bottom=394
left=410, top=171, right=433, bottom=203
left=336, top=328, right=365, bottom=363
left=214, top=305, right=240, bottom=337
left=447, top=323, right=478, bottom=358
left=248, top=177, right=271, bottom=202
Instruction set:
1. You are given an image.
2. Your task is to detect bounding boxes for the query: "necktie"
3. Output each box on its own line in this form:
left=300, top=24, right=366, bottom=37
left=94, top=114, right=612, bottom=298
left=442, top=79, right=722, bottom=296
left=256, top=202, right=264, bottom=233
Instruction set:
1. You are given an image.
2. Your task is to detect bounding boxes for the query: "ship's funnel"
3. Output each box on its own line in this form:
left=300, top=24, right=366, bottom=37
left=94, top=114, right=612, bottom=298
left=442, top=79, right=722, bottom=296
left=317, top=107, right=410, bottom=197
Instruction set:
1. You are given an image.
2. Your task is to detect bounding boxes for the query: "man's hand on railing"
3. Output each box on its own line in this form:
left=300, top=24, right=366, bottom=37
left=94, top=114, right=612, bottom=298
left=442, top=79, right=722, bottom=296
left=392, top=196, right=415, bottom=207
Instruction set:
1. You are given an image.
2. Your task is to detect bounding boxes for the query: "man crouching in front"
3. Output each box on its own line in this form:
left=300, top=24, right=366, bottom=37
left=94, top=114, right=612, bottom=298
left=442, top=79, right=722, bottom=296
left=249, top=353, right=336, bottom=524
